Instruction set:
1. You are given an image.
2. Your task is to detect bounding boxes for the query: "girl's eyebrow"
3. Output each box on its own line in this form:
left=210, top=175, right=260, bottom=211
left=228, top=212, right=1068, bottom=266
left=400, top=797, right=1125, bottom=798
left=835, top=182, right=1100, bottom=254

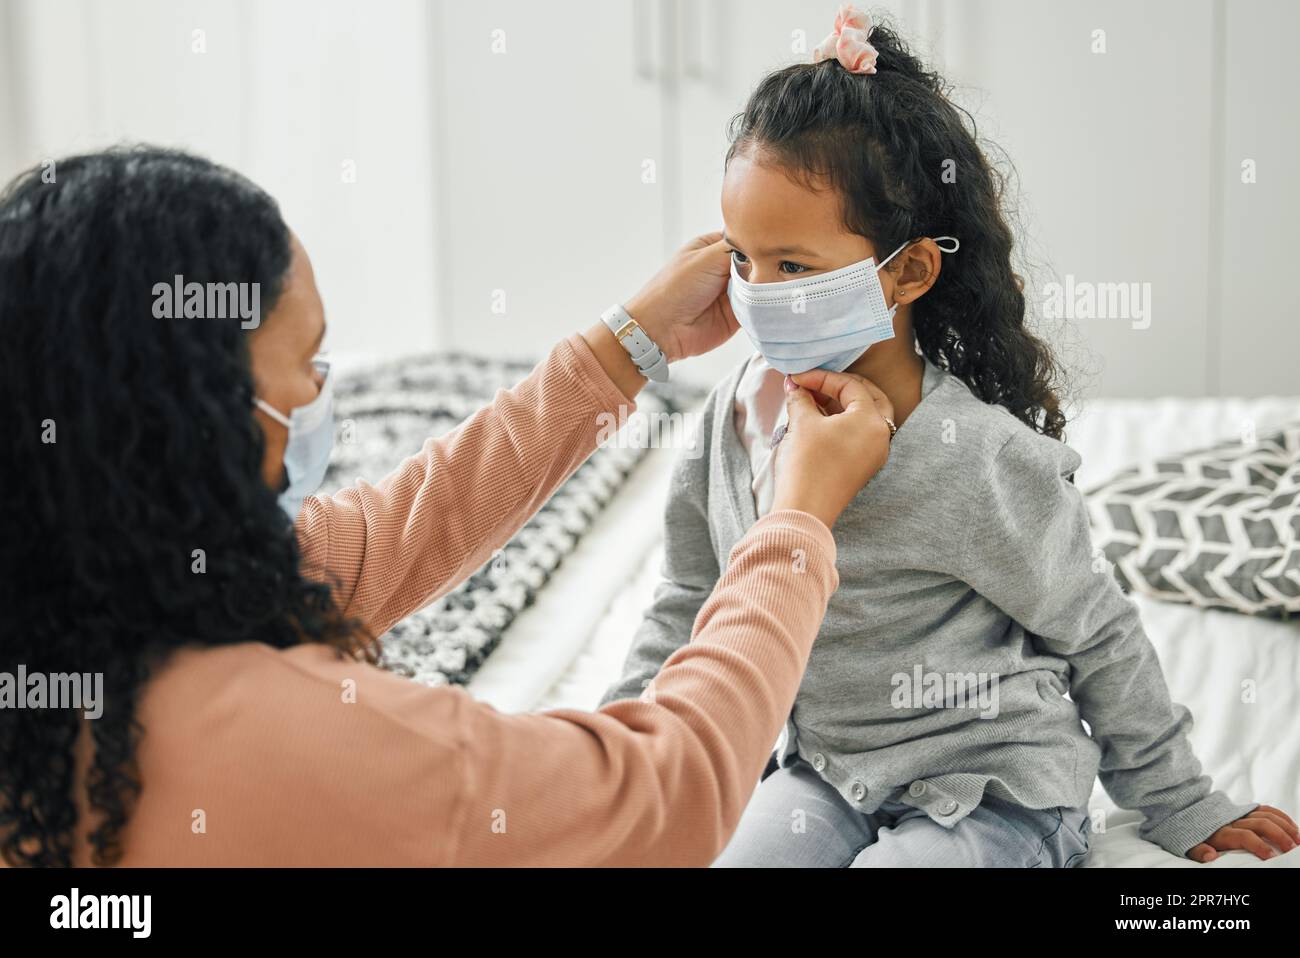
left=722, top=233, right=820, bottom=258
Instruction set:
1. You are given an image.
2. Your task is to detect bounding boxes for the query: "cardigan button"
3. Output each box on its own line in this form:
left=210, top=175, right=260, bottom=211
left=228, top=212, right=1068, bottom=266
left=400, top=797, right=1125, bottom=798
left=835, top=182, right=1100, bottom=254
left=850, top=781, right=867, bottom=802
left=908, top=780, right=927, bottom=798
left=938, top=799, right=959, bottom=816
left=811, top=753, right=827, bottom=773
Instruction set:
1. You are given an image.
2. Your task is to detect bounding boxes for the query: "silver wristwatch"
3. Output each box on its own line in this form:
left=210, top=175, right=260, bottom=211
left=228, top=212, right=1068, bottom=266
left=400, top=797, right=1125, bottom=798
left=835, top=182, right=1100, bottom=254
left=601, top=304, right=670, bottom=383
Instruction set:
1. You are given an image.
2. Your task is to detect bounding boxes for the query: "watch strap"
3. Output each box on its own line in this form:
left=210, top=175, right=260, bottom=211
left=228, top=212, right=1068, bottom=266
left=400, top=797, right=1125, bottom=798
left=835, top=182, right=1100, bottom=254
left=601, top=304, right=670, bottom=382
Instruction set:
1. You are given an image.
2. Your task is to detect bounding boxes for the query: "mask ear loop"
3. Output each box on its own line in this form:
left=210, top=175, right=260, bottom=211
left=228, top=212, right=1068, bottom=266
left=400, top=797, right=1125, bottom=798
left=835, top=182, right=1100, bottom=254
left=876, top=240, right=911, bottom=271
left=885, top=236, right=961, bottom=305
left=876, top=235, right=961, bottom=271
left=253, top=362, right=331, bottom=429
left=254, top=397, right=292, bottom=428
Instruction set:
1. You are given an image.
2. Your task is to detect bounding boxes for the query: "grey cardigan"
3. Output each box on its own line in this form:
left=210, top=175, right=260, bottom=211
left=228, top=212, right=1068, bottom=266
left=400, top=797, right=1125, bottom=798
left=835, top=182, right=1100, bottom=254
left=601, top=355, right=1258, bottom=858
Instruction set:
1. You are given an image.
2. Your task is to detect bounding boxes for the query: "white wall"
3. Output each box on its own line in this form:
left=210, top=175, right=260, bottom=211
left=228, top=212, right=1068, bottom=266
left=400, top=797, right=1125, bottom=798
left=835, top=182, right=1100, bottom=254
left=931, top=0, right=1300, bottom=401
left=0, top=0, right=440, bottom=361
left=426, top=0, right=1298, bottom=397
left=1, top=0, right=1295, bottom=397
left=1218, top=0, right=1299, bottom=396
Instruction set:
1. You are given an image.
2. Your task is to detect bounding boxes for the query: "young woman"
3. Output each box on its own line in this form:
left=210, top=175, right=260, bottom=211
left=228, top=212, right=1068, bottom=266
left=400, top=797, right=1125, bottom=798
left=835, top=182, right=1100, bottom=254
left=0, top=146, right=894, bottom=866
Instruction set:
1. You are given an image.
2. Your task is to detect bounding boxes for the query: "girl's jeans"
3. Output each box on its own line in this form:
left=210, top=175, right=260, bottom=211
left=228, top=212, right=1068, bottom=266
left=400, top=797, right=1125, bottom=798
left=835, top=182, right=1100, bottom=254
left=713, top=758, right=1092, bottom=868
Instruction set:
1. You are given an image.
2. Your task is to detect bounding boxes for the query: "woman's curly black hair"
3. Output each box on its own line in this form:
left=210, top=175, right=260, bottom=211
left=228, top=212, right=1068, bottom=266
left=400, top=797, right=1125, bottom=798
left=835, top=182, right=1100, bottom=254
left=0, top=146, right=367, bottom=866
left=726, top=20, right=1066, bottom=440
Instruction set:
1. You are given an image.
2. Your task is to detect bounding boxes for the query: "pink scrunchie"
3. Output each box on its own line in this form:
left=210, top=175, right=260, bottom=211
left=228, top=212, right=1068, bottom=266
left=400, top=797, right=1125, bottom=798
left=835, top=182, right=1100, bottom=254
left=811, top=3, right=880, bottom=75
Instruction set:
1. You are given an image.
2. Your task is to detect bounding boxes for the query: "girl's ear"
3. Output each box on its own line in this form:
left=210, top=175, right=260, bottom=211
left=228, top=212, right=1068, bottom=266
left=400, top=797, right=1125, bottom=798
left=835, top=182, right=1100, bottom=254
left=892, top=239, right=943, bottom=304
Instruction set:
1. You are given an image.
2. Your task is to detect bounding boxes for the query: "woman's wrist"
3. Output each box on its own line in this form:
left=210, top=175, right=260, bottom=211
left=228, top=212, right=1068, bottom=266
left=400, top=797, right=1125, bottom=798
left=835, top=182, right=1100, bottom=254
left=580, top=321, right=647, bottom=402
left=770, top=490, right=842, bottom=532
left=580, top=290, right=679, bottom=400
left=623, top=294, right=679, bottom=364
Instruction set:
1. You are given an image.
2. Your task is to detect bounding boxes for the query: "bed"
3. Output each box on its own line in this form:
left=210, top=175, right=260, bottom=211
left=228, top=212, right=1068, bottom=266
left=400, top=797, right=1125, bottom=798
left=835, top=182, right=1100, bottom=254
left=474, top=391, right=1300, bottom=868
left=333, top=351, right=1299, bottom=867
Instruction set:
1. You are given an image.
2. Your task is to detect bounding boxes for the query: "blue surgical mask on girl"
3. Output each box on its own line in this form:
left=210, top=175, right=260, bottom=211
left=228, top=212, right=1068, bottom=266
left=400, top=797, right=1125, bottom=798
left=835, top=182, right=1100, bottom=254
left=254, top=360, right=334, bottom=521
left=727, top=236, right=960, bottom=374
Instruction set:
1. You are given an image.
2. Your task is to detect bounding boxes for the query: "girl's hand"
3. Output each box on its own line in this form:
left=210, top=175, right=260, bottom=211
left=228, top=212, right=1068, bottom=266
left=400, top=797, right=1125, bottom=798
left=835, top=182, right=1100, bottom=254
left=1187, top=805, right=1300, bottom=862
left=624, top=232, right=739, bottom=363
left=770, top=369, right=895, bottom=530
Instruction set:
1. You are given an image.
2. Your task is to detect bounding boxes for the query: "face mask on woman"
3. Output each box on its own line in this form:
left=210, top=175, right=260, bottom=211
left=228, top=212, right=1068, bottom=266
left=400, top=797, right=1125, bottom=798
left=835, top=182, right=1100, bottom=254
left=254, top=360, right=334, bottom=521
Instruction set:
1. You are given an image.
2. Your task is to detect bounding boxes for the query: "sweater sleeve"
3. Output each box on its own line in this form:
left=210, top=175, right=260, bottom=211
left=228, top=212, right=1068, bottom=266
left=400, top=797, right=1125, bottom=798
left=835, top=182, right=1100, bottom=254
left=959, top=430, right=1259, bottom=858
left=445, top=510, right=838, bottom=866
left=295, top=334, right=634, bottom=637
left=599, top=390, right=721, bottom=706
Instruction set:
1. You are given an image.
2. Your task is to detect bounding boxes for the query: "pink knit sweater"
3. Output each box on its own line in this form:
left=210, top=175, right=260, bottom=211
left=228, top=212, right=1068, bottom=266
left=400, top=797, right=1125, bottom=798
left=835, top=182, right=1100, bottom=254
left=64, top=334, right=838, bottom=866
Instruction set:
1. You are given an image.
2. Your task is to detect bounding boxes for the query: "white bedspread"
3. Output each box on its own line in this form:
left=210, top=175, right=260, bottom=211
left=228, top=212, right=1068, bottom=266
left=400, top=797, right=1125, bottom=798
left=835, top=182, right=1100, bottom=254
left=473, top=393, right=1300, bottom=867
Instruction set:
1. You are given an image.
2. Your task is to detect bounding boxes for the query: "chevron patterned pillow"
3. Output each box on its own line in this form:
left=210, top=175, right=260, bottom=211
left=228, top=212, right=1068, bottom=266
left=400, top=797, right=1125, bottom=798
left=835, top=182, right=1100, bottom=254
left=1086, top=422, right=1300, bottom=616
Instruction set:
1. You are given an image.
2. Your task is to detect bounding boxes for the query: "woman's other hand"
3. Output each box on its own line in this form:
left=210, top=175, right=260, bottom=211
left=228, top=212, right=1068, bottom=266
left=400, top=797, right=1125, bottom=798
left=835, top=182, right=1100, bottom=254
left=771, top=369, right=895, bottom=530
left=625, top=231, right=739, bottom=363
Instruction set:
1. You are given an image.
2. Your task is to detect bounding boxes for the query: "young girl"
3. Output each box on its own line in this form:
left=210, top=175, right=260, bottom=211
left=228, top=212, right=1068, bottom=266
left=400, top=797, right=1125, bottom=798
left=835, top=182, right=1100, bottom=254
left=601, top=7, right=1298, bottom=867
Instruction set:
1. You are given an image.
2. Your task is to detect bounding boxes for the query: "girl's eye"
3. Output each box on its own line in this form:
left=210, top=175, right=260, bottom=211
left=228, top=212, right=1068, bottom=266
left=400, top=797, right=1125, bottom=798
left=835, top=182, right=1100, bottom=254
left=729, top=249, right=749, bottom=265
left=779, top=261, right=809, bottom=275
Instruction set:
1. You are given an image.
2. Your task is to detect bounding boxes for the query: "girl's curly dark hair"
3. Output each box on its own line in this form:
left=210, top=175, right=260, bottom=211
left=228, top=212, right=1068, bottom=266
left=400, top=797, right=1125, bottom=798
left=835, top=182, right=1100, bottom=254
left=726, top=21, right=1066, bottom=440
left=0, top=146, right=367, bottom=867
